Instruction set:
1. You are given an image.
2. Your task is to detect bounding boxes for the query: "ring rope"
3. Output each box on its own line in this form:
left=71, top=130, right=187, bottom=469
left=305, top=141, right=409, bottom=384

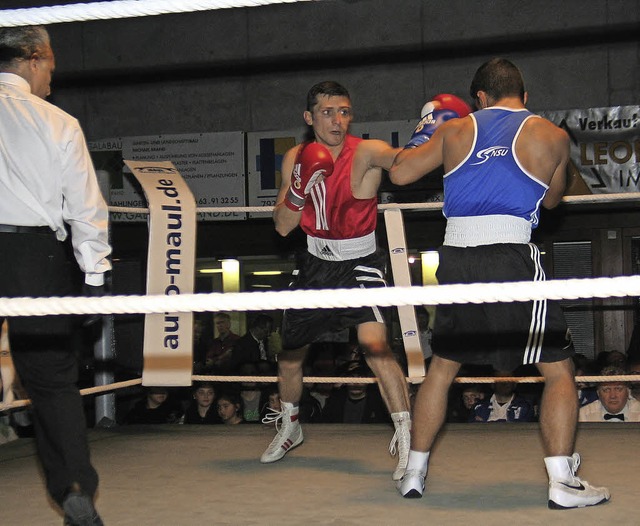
left=1, top=276, right=640, bottom=318
left=193, top=374, right=640, bottom=385
left=108, top=192, right=640, bottom=216
left=0, top=0, right=314, bottom=28
left=0, top=378, right=142, bottom=412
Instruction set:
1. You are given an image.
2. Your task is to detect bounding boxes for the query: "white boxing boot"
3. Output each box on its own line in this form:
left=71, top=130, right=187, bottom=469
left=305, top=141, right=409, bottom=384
left=389, top=411, right=411, bottom=480
left=397, top=450, right=429, bottom=498
left=260, top=401, right=303, bottom=463
left=544, top=453, right=610, bottom=509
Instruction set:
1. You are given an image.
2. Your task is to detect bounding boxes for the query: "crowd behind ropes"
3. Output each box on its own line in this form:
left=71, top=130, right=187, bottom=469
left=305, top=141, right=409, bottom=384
left=6, top=310, right=637, bottom=440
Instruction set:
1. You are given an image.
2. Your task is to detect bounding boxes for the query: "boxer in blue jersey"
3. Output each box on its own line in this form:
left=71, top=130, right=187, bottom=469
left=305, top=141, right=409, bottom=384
left=390, top=58, right=610, bottom=510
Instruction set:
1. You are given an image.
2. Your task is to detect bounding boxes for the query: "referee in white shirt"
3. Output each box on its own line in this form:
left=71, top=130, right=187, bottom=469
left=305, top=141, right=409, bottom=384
left=0, top=26, right=110, bottom=526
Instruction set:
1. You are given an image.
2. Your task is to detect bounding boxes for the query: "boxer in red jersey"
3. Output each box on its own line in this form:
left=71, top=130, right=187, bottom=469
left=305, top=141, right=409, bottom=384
left=261, top=81, right=411, bottom=482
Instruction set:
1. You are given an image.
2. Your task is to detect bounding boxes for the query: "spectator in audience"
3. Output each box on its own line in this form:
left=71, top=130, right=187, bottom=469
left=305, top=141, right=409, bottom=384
left=579, top=365, right=640, bottom=422
left=470, top=371, right=535, bottom=423
left=217, top=392, right=245, bottom=425
left=238, top=363, right=266, bottom=423
left=215, top=315, right=275, bottom=375
left=307, top=350, right=338, bottom=415
left=183, top=382, right=221, bottom=424
left=448, top=384, right=486, bottom=423
left=197, top=312, right=240, bottom=374
left=260, top=388, right=282, bottom=427
left=322, top=360, right=390, bottom=424
left=125, top=387, right=182, bottom=424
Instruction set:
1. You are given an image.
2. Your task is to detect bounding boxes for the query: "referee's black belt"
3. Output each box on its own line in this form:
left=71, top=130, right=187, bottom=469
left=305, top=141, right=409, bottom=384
left=0, top=224, right=52, bottom=234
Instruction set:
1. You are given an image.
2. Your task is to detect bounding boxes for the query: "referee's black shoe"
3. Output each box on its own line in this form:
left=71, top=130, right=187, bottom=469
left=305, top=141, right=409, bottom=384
left=62, top=486, right=103, bottom=526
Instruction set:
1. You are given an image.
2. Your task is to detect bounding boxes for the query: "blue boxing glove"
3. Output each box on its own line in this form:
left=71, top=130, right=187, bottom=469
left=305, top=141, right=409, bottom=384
left=404, top=94, right=472, bottom=149
left=404, top=108, right=459, bottom=149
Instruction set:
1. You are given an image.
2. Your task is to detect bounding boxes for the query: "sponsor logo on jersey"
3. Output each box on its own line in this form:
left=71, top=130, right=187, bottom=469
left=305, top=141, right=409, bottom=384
left=470, top=146, right=510, bottom=165
left=320, top=245, right=334, bottom=257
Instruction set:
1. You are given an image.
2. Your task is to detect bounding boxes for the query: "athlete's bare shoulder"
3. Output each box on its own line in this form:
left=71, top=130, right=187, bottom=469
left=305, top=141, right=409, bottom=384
left=518, top=115, right=570, bottom=185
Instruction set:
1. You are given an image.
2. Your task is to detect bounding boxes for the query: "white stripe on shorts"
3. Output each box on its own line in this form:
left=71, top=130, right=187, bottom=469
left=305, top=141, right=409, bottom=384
left=523, top=243, right=547, bottom=364
left=355, top=265, right=386, bottom=323
left=353, top=265, right=385, bottom=280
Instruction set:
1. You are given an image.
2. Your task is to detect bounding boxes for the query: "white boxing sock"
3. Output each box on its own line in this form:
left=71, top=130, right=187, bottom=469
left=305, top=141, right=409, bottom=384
left=406, top=450, right=430, bottom=472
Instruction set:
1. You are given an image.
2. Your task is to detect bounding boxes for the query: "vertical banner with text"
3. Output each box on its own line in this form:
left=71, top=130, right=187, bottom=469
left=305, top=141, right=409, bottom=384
left=125, top=160, right=196, bottom=386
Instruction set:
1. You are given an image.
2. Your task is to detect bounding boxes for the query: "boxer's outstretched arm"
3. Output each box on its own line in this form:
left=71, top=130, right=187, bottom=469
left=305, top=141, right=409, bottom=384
left=351, top=139, right=400, bottom=199
left=389, top=128, right=445, bottom=186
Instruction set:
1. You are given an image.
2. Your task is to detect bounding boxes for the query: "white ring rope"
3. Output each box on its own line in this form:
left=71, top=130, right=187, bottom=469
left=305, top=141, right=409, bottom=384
left=108, top=192, right=640, bottom=216
left=1, top=276, right=640, bottom=318
left=2, top=197, right=639, bottom=412
left=0, top=0, right=315, bottom=28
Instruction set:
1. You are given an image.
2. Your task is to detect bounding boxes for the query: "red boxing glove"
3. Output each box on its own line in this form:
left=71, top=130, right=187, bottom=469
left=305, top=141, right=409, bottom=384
left=424, top=93, right=472, bottom=119
left=285, top=142, right=334, bottom=211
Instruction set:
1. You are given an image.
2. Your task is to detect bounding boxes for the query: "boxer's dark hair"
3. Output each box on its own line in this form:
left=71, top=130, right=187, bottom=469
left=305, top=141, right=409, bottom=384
left=470, top=58, right=525, bottom=104
left=306, top=80, right=351, bottom=111
left=0, top=26, right=49, bottom=68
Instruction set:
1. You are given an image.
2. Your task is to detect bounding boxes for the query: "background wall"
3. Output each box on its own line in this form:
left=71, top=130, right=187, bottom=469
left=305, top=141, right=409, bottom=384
left=9, top=0, right=634, bottom=140
left=3, top=0, right=639, bottom=359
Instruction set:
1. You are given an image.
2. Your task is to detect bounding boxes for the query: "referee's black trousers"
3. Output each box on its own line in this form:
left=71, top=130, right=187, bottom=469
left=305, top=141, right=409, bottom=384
left=0, top=231, right=98, bottom=505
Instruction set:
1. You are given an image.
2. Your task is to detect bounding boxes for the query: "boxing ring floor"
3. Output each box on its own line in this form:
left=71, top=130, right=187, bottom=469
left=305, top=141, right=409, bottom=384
left=0, top=423, right=637, bottom=525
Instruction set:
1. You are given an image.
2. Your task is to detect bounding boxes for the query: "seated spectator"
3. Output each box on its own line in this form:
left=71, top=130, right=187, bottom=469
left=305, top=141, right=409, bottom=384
left=300, top=387, right=324, bottom=423
left=217, top=392, right=245, bottom=425
left=214, top=315, right=275, bottom=375
left=195, top=312, right=240, bottom=374
left=321, top=360, right=390, bottom=424
left=307, top=350, right=338, bottom=416
left=125, top=386, right=182, bottom=424
left=470, top=371, right=535, bottom=423
left=579, top=365, right=640, bottom=422
left=183, top=382, right=221, bottom=424
left=309, top=381, right=335, bottom=416
left=448, top=384, right=486, bottom=423
left=238, top=363, right=266, bottom=423
left=260, top=388, right=282, bottom=427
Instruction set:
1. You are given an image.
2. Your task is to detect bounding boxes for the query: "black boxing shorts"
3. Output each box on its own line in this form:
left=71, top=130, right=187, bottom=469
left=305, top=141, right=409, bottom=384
left=432, top=243, right=574, bottom=372
left=281, top=249, right=389, bottom=350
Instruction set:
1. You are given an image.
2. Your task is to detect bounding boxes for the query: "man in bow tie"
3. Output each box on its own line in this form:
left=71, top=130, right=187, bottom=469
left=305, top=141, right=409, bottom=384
left=579, top=365, right=640, bottom=422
